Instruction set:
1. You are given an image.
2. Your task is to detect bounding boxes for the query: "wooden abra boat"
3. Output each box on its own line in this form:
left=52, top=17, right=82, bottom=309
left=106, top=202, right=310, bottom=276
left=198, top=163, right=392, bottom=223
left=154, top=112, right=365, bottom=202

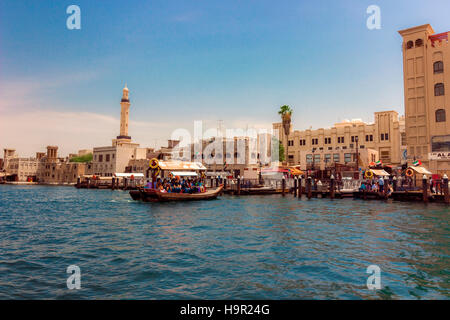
left=130, top=185, right=223, bottom=202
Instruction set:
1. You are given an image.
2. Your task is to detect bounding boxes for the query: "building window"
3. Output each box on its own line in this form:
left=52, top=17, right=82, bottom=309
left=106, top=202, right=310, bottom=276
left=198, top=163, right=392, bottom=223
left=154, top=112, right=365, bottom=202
left=415, top=39, right=423, bottom=47
left=435, top=83, right=445, bottom=96
left=288, top=155, right=294, bottom=160
left=406, top=41, right=414, bottom=49
left=98, top=155, right=103, bottom=162
left=106, top=154, right=110, bottom=162
left=344, top=153, right=352, bottom=163
left=338, top=136, right=344, bottom=143
left=324, top=154, right=331, bottom=163
left=306, top=154, right=313, bottom=163
left=351, top=136, right=358, bottom=143
left=324, top=137, right=331, bottom=144
left=434, top=61, right=444, bottom=74
left=385, top=133, right=389, bottom=140
left=299, top=139, right=306, bottom=146
left=333, top=154, right=340, bottom=162
left=311, top=138, right=318, bottom=145
left=436, top=109, right=446, bottom=122
left=313, top=154, right=320, bottom=163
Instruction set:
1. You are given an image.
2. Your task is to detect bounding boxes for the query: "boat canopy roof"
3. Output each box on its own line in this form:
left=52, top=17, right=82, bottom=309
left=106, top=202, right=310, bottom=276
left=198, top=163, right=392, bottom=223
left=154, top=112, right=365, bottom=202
left=114, top=173, right=145, bottom=178
left=369, top=169, right=390, bottom=176
left=171, top=171, right=198, bottom=177
left=158, top=160, right=206, bottom=171
left=408, top=166, right=432, bottom=175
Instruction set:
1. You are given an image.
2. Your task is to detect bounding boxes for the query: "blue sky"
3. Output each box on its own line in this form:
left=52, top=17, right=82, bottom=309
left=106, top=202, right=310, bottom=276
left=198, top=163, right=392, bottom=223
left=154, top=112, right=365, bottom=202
left=1, top=0, right=449, bottom=156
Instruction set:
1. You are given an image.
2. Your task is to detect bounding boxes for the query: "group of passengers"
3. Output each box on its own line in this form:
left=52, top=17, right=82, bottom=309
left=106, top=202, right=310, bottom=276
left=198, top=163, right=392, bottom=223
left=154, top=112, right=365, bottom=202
left=359, top=176, right=393, bottom=195
left=154, top=176, right=205, bottom=193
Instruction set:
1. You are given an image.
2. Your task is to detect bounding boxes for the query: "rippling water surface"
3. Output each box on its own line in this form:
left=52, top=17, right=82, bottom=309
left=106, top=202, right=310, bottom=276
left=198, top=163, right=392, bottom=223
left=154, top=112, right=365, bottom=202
left=0, top=185, right=448, bottom=299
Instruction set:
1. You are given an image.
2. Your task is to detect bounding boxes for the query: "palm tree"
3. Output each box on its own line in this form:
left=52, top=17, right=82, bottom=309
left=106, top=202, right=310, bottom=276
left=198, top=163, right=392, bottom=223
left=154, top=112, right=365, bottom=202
left=278, top=105, right=293, bottom=163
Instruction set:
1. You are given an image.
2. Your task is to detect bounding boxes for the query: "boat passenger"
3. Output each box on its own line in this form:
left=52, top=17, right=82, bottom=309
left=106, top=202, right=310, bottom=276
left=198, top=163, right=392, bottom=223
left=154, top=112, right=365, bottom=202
left=359, top=182, right=367, bottom=192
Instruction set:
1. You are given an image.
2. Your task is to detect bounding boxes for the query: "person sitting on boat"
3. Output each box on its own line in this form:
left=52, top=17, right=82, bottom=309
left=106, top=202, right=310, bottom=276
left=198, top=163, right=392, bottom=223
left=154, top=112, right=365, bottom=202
left=371, top=182, right=378, bottom=192
left=359, top=182, right=367, bottom=192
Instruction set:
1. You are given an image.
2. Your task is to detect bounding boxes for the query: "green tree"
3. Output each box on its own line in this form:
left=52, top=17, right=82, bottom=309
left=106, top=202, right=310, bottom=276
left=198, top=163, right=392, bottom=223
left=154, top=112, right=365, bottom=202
left=278, top=105, right=293, bottom=116
left=69, top=153, right=93, bottom=163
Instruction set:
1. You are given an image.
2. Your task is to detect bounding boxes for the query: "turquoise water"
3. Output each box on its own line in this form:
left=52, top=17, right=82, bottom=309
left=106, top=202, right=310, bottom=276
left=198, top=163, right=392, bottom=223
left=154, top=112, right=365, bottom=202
left=0, top=185, right=448, bottom=299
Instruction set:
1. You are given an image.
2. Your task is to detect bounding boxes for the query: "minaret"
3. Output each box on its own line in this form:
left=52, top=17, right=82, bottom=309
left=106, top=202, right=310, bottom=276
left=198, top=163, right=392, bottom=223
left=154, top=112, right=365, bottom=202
left=117, top=84, right=131, bottom=141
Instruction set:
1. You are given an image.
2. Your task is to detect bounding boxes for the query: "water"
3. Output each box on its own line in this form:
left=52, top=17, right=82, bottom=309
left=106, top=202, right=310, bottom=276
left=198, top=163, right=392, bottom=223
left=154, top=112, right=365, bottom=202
left=0, top=185, right=448, bottom=299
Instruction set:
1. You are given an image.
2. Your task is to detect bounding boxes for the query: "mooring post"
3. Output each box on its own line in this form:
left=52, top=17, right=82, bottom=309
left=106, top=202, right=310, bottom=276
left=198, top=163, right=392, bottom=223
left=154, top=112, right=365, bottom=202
left=111, top=177, right=115, bottom=190
left=224, top=177, right=227, bottom=190
left=215, top=176, right=219, bottom=188
left=443, top=174, right=449, bottom=204
left=282, top=176, right=286, bottom=197
left=237, top=175, right=241, bottom=195
left=76, top=176, right=81, bottom=188
left=294, top=176, right=298, bottom=197
left=422, top=174, right=428, bottom=203
left=307, top=176, right=312, bottom=199
left=124, top=178, right=128, bottom=190
left=87, top=178, right=91, bottom=189
left=330, top=174, right=335, bottom=199
left=298, top=176, right=303, bottom=199
left=384, top=176, right=389, bottom=199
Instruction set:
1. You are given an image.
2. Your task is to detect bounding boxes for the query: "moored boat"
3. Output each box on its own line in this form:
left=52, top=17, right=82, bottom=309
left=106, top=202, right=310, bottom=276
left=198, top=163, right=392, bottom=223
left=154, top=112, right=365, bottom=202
left=130, top=185, right=223, bottom=202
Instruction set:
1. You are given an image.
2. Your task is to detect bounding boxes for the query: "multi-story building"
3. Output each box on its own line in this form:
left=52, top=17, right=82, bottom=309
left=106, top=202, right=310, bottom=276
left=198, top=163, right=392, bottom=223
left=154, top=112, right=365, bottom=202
left=399, top=24, right=449, bottom=176
left=273, top=111, right=404, bottom=169
left=37, top=146, right=86, bottom=184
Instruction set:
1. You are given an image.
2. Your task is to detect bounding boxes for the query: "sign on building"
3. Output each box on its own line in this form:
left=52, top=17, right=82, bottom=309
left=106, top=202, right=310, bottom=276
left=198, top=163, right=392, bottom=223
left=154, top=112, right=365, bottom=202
left=428, top=152, right=450, bottom=160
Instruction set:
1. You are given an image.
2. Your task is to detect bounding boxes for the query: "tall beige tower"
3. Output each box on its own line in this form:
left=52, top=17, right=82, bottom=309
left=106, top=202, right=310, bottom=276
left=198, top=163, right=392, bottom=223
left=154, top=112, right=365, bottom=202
left=399, top=24, right=449, bottom=176
left=117, top=84, right=131, bottom=141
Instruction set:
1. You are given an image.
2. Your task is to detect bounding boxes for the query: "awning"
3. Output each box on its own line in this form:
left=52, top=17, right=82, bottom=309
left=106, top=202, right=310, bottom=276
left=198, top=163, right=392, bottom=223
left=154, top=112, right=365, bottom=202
left=370, top=169, right=390, bottom=176
left=114, top=173, right=145, bottom=178
left=409, top=166, right=432, bottom=175
left=171, top=171, right=198, bottom=177
left=158, top=161, right=206, bottom=171
left=288, top=168, right=304, bottom=175
left=262, top=168, right=290, bottom=173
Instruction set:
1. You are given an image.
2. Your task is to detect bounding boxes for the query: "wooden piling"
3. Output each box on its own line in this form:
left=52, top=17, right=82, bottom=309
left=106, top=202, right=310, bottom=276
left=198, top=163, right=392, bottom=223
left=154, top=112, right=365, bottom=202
left=294, top=177, right=298, bottom=197
left=112, top=177, right=115, bottom=190
left=330, top=175, right=335, bottom=199
left=443, top=175, right=449, bottom=204
left=282, top=176, right=286, bottom=197
left=422, top=175, right=428, bottom=203
left=237, top=176, right=241, bottom=195
left=298, top=176, right=302, bottom=199
left=307, top=177, right=312, bottom=199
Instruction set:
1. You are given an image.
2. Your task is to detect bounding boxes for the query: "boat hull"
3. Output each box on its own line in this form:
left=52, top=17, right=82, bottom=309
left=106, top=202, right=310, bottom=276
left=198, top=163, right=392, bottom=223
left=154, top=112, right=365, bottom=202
left=131, top=186, right=223, bottom=202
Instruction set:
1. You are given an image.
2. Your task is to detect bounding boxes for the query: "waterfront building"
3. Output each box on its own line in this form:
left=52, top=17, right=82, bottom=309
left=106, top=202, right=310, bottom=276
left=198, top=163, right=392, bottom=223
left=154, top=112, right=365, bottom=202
left=37, top=146, right=86, bottom=184
left=5, top=156, right=40, bottom=182
left=273, top=111, right=405, bottom=169
left=183, top=134, right=274, bottom=178
left=398, top=24, right=450, bottom=176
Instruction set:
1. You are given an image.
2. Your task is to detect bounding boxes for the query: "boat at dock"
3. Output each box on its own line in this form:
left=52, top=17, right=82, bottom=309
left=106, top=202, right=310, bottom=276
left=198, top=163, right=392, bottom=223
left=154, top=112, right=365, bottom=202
left=130, top=185, right=223, bottom=202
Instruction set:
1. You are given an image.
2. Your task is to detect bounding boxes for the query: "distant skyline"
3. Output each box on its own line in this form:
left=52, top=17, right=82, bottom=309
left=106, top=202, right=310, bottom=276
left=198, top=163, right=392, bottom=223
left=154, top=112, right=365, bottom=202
left=1, top=0, right=449, bottom=156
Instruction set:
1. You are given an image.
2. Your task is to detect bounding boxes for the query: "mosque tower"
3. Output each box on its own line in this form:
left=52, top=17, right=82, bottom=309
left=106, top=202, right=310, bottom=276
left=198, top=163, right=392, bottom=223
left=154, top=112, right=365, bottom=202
left=117, top=84, right=131, bottom=141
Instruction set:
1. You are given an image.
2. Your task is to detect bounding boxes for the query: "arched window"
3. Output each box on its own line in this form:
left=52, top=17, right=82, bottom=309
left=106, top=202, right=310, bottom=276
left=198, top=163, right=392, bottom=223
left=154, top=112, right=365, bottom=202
left=415, top=39, right=423, bottom=47
left=435, top=83, right=445, bottom=96
left=434, top=61, right=444, bottom=74
left=436, top=109, right=446, bottom=122
left=406, top=41, right=414, bottom=49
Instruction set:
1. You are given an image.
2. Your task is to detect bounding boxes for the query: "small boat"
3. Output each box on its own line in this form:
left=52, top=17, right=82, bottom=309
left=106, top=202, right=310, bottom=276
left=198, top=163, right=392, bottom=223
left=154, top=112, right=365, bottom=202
left=130, top=185, right=223, bottom=202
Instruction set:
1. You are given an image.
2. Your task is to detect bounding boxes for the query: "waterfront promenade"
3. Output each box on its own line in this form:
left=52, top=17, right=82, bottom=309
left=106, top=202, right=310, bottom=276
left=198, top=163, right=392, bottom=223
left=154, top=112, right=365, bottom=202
left=0, top=185, right=448, bottom=299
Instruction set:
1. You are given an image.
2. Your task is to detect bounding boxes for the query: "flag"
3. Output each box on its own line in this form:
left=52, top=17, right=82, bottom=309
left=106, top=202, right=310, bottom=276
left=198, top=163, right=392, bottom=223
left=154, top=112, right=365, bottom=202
left=376, top=160, right=382, bottom=166
left=413, top=159, right=422, bottom=166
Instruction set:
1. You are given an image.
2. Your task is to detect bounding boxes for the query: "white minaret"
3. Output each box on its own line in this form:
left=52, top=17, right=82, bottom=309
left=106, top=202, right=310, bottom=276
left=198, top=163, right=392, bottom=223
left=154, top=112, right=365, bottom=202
left=117, top=84, right=131, bottom=140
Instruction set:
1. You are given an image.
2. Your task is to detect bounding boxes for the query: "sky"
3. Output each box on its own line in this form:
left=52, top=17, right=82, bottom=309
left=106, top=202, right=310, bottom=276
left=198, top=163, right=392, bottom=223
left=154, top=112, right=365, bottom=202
left=1, top=0, right=449, bottom=156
